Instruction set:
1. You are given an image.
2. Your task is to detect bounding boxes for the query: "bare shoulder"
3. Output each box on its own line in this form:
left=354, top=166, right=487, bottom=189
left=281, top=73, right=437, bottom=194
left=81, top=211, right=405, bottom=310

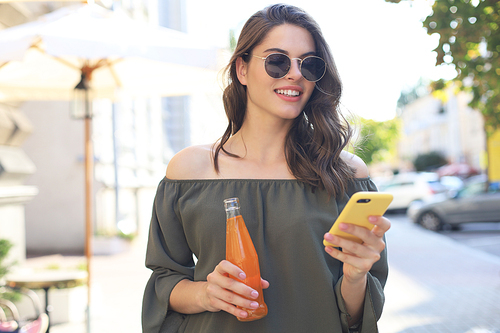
left=340, top=150, right=369, bottom=178
left=166, top=144, right=215, bottom=179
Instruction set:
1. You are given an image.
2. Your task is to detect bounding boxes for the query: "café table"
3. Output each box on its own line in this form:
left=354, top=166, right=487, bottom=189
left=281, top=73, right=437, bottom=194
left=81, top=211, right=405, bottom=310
left=6, top=270, right=87, bottom=333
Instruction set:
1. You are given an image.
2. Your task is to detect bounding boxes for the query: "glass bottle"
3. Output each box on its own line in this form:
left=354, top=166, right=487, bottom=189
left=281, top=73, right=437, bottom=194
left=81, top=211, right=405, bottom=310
left=224, top=197, right=268, bottom=321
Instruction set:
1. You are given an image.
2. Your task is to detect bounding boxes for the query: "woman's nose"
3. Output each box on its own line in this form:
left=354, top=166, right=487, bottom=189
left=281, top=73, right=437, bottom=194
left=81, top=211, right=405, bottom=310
left=286, top=58, right=302, bottom=81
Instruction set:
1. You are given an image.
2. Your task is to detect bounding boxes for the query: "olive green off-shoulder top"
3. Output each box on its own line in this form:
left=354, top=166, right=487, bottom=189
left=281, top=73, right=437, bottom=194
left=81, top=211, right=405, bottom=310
left=142, top=178, right=387, bottom=333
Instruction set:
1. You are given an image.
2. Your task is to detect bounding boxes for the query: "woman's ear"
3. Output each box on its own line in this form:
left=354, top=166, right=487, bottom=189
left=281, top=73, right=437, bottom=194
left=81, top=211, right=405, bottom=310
left=236, top=57, right=248, bottom=86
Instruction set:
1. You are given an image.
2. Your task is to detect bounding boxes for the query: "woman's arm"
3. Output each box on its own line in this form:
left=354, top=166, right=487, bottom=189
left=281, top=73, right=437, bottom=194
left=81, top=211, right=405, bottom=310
left=339, top=271, right=367, bottom=325
left=327, top=151, right=390, bottom=326
left=324, top=215, right=389, bottom=326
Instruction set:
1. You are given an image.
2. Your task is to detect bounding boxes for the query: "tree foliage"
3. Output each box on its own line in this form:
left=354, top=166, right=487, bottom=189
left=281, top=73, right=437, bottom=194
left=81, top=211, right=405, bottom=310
left=356, top=117, right=400, bottom=165
left=0, top=238, right=13, bottom=280
left=388, top=0, right=500, bottom=136
left=0, top=239, right=19, bottom=301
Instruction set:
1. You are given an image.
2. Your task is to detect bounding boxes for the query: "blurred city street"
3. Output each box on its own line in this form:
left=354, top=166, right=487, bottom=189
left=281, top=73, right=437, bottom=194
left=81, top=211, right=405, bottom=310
left=24, top=237, right=151, bottom=333
left=19, top=214, right=499, bottom=333
left=1, top=1, right=500, bottom=333
left=379, top=215, right=500, bottom=333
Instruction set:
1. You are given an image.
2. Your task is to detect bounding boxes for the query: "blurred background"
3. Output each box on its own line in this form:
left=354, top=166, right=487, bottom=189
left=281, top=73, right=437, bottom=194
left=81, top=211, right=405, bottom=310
left=1, top=0, right=499, bottom=332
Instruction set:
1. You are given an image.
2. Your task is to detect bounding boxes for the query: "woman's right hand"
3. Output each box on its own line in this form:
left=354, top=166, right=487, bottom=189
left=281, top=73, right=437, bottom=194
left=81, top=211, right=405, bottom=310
left=202, top=260, right=269, bottom=319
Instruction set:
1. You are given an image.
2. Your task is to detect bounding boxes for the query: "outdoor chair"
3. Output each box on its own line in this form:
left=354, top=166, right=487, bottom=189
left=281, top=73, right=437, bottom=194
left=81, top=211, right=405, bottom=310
left=0, top=286, right=48, bottom=333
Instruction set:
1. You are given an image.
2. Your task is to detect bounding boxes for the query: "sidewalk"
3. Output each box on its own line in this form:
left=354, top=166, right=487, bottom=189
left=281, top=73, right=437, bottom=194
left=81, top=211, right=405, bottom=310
left=379, top=215, right=500, bottom=333
left=23, top=216, right=500, bottom=333
left=24, top=238, right=151, bottom=333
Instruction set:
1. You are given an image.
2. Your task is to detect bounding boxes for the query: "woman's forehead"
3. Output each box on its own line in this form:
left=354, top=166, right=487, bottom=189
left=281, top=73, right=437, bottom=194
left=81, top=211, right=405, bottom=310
left=255, top=24, right=315, bottom=55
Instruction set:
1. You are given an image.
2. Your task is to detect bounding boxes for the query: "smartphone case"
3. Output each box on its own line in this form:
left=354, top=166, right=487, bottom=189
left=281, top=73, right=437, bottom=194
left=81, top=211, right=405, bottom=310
left=323, top=191, right=393, bottom=247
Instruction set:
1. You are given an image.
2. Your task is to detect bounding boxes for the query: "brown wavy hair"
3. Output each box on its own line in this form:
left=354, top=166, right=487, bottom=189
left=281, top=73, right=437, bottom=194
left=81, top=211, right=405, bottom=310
left=213, top=3, right=356, bottom=197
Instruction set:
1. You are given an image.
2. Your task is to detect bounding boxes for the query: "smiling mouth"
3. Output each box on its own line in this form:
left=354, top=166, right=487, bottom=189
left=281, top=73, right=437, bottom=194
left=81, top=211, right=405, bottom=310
left=275, top=89, right=301, bottom=97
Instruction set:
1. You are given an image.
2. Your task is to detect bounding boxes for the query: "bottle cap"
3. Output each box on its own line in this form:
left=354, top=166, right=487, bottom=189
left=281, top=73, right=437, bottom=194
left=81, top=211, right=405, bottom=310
left=224, top=197, right=239, bottom=211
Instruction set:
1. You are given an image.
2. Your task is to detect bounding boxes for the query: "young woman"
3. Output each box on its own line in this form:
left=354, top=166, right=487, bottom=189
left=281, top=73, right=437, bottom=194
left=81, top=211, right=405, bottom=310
left=142, top=4, right=390, bottom=333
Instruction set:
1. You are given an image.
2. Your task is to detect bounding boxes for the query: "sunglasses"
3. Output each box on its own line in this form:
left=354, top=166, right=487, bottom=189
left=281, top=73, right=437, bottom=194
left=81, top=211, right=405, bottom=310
left=246, top=52, right=327, bottom=82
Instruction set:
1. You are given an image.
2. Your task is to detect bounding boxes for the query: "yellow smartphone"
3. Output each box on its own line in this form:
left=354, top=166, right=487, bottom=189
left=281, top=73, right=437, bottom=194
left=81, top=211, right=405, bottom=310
left=323, top=191, right=393, bottom=247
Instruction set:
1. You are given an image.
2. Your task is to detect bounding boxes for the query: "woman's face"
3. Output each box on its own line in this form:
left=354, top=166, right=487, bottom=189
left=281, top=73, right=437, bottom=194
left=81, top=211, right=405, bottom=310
left=237, top=24, right=317, bottom=125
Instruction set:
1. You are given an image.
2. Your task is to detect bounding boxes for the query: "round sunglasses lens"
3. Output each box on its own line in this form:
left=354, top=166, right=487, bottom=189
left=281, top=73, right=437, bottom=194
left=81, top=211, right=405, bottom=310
left=301, top=57, right=326, bottom=82
left=265, top=54, right=290, bottom=79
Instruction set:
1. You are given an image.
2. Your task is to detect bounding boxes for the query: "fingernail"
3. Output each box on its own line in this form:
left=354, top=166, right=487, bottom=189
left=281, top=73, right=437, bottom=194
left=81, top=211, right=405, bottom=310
left=369, top=216, right=377, bottom=223
left=239, top=272, right=246, bottom=280
left=324, top=233, right=333, bottom=241
left=240, top=310, right=248, bottom=317
left=339, top=223, right=348, bottom=230
left=251, top=290, right=259, bottom=298
left=250, top=301, right=259, bottom=308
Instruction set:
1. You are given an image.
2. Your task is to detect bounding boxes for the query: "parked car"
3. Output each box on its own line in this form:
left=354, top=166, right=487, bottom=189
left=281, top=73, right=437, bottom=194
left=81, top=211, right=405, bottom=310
left=438, top=175, right=464, bottom=192
left=376, top=172, right=447, bottom=211
left=408, top=175, right=500, bottom=231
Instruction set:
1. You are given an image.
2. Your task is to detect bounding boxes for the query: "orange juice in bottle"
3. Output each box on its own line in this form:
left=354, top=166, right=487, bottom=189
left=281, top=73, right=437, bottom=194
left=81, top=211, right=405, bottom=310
left=224, top=197, right=268, bottom=321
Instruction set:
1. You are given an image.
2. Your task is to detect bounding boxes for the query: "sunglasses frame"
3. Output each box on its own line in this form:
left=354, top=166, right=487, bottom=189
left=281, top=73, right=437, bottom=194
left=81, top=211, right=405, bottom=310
left=245, top=52, right=327, bottom=82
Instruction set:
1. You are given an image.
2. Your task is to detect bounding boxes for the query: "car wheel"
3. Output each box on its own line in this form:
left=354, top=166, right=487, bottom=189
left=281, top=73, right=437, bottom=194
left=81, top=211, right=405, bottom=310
left=418, top=211, right=443, bottom=231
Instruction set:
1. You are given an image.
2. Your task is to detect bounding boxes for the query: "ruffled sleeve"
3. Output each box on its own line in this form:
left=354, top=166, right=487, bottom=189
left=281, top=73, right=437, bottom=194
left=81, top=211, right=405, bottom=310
left=142, top=178, right=195, bottom=333
left=334, top=177, right=388, bottom=333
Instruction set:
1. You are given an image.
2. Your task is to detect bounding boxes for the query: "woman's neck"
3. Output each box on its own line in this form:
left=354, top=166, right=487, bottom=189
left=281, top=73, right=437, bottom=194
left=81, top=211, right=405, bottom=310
left=228, top=120, right=290, bottom=165
left=220, top=129, right=294, bottom=179
left=216, top=107, right=297, bottom=179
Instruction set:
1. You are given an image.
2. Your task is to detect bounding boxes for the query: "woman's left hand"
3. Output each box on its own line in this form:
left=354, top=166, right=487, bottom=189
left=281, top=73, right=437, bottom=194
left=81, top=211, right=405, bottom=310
left=323, top=215, right=391, bottom=282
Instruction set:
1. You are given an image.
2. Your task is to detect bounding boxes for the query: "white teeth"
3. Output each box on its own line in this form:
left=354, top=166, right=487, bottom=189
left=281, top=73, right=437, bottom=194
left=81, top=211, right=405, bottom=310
left=276, top=89, right=300, bottom=97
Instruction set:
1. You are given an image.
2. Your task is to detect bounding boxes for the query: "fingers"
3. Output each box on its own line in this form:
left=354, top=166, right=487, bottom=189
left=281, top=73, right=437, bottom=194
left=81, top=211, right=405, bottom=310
left=326, top=216, right=390, bottom=251
left=325, top=241, right=381, bottom=271
left=323, top=216, right=391, bottom=276
left=214, top=260, right=247, bottom=281
left=368, top=215, right=391, bottom=238
left=261, top=278, right=270, bottom=290
left=210, top=260, right=261, bottom=299
left=204, top=260, right=264, bottom=319
left=204, top=282, right=260, bottom=318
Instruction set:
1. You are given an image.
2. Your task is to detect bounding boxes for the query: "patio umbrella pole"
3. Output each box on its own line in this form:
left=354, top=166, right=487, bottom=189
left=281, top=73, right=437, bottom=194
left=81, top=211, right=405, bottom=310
left=84, top=114, right=93, bottom=333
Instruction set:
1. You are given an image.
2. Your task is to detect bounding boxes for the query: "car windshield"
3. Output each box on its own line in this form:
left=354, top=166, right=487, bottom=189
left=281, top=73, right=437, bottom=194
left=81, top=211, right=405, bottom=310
left=383, top=181, right=414, bottom=189
left=458, top=182, right=487, bottom=198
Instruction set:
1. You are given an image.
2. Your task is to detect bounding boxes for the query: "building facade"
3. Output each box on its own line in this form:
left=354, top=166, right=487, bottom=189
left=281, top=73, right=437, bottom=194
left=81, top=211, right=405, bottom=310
left=0, top=2, right=65, bottom=264
left=397, top=89, right=485, bottom=172
left=0, top=0, right=226, bottom=256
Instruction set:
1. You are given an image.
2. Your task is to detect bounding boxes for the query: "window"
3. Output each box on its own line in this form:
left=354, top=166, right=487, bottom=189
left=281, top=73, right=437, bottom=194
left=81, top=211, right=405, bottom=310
left=158, top=0, right=187, bottom=32
left=161, top=96, right=190, bottom=157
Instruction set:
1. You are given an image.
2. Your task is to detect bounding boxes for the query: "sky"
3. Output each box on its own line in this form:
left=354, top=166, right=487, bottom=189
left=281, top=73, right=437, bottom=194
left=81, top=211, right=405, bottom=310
left=185, top=0, right=457, bottom=121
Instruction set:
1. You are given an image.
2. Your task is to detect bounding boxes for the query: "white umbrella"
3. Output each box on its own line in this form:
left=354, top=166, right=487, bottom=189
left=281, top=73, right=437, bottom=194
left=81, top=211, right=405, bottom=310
left=0, top=4, right=219, bottom=101
left=0, top=4, right=219, bottom=332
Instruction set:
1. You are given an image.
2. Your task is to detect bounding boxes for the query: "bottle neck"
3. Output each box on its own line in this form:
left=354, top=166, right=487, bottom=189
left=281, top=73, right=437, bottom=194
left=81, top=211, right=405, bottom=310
left=224, top=197, right=241, bottom=219
left=226, top=207, right=240, bottom=220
